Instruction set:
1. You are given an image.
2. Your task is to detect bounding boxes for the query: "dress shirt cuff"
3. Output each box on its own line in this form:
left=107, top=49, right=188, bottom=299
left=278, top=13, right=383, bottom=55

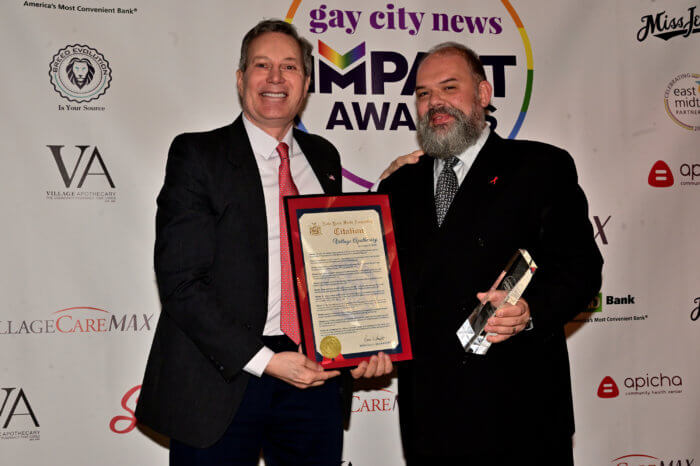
left=243, top=346, right=275, bottom=377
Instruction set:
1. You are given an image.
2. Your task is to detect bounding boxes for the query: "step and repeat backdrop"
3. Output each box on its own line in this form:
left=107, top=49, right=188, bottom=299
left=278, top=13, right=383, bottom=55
left=1, top=0, right=698, bottom=464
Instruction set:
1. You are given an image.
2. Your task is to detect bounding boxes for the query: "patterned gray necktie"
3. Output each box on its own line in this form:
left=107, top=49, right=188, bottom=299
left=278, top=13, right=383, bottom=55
left=435, top=156, right=459, bottom=226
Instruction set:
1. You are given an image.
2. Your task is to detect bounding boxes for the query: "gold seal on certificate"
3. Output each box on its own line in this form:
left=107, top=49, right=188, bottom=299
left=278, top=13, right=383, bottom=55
left=320, top=336, right=342, bottom=359
left=285, top=194, right=412, bottom=369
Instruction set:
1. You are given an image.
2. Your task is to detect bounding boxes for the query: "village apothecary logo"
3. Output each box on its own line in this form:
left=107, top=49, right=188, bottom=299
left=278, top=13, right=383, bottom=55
left=49, top=44, right=111, bottom=103
left=664, top=73, right=700, bottom=131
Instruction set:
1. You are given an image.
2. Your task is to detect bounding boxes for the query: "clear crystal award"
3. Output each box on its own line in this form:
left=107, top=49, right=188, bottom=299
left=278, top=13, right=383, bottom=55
left=456, top=249, right=537, bottom=355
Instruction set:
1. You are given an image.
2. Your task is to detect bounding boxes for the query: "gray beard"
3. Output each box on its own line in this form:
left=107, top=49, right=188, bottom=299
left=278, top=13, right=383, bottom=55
left=417, top=105, right=485, bottom=160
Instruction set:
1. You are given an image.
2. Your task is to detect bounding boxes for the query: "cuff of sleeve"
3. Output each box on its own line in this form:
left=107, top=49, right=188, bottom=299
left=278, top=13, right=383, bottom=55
left=243, top=346, right=275, bottom=377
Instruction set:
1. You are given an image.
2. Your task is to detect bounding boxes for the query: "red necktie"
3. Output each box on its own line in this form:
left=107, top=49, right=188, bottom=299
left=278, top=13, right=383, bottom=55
left=277, top=142, right=300, bottom=344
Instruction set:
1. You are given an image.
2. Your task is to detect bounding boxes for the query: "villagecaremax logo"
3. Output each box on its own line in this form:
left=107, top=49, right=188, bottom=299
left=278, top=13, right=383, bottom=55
left=0, top=307, right=154, bottom=335
left=637, top=5, right=700, bottom=42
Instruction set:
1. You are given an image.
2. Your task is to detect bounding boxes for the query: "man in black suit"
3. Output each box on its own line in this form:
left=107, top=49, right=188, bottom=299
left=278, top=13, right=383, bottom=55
left=136, top=19, right=391, bottom=465
left=379, top=42, right=603, bottom=465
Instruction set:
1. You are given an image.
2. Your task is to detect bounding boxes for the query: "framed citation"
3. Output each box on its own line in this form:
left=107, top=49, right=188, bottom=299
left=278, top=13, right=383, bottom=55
left=285, top=193, right=412, bottom=369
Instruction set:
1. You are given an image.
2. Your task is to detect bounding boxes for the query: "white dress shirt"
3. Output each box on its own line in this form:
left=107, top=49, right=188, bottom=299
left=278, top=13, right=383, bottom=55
left=242, top=115, right=324, bottom=376
left=433, top=127, right=490, bottom=193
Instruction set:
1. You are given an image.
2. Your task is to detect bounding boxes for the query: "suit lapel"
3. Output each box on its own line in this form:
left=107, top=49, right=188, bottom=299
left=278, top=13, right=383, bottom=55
left=441, top=131, right=505, bottom=224
left=294, top=128, right=341, bottom=195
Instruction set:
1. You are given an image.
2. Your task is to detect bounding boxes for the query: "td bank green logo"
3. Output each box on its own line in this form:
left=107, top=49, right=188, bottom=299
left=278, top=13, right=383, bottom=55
left=587, top=293, right=603, bottom=312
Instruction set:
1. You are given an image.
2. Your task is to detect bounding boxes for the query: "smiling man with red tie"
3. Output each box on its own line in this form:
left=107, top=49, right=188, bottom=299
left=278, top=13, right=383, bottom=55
left=136, top=19, right=391, bottom=465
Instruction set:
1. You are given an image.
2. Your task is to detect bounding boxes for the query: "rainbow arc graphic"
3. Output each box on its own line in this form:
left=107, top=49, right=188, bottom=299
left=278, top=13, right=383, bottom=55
left=284, top=0, right=534, bottom=187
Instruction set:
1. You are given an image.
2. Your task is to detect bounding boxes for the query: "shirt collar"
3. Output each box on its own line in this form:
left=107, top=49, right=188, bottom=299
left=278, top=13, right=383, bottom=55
left=454, top=125, right=490, bottom=167
left=242, top=114, right=298, bottom=160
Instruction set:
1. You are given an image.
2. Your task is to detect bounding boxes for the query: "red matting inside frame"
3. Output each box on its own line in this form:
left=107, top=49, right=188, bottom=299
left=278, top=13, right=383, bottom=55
left=285, top=193, right=412, bottom=369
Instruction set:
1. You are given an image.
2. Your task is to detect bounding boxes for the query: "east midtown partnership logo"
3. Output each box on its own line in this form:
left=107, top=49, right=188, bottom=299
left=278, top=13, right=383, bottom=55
left=46, top=144, right=116, bottom=202
left=664, top=73, right=700, bottom=131
left=637, top=5, right=700, bottom=42
left=284, top=1, right=533, bottom=188
left=0, top=307, right=154, bottom=335
left=596, top=372, right=684, bottom=399
left=0, top=387, right=39, bottom=441
left=352, top=388, right=397, bottom=414
left=572, top=292, right=648, bottom=324
left=110, top=385, right=140, bottom=434
left=49, top=44, right=111, bottom=110
left=612, top=453, right=695, bottom=466
left=648, top=159, right=700, bottom=187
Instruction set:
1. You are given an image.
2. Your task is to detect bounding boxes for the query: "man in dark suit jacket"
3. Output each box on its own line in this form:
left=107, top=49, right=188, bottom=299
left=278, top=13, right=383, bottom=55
left=379, top=43, right=603, bottom=465
left=136, top=20, right=391, bottom=465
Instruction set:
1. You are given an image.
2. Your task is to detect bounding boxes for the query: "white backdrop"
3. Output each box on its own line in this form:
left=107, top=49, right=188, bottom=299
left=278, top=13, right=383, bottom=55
left=1, top=0, right=698, bottom=465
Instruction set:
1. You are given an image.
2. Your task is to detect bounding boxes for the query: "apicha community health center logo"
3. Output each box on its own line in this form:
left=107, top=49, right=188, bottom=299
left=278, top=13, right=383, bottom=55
left=49, top=44, right=112, bottom=103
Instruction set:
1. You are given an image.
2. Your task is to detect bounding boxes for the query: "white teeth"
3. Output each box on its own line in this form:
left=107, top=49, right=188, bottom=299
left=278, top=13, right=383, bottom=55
left=262, top=92, right=286, bottom=97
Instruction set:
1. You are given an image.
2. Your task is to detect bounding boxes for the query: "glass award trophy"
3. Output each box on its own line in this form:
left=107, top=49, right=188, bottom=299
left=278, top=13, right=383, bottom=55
left=456, top=249, right=537, bottom=355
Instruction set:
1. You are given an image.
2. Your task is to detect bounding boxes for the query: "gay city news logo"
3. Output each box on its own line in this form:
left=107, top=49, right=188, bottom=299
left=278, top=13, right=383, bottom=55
left=648, top=160, right=700, bottom=187
left=0, top=387, right=39, bottom=441
left=597, top=373, right=683, bottom=398
left=664, top=73, right=700, bottom=131
left=611, top=453, right=695, bottom=466
left=49, top=44, right=111, bottom=104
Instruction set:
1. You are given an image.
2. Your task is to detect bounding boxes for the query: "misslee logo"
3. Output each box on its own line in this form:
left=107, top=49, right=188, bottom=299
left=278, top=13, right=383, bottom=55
left=46, top=145, right=116, bottom=202
left=0, top=307, right=154, bottom=335
left=637, top=5, right=700, bottom=42
left=49, top=44, right=111, bottom=107
left=597, top=376, right=620, bottom=398
left=648, top=160, right=700, bottom=188
left=612, top=453, right=695, bottom=466
left=109, top=385, right=140, bottom=434
left=0, top=387, right=40, bottom=441
left=352, top=388, right=397, bottom=414
left=597, top=372, right=684, bottom=398
left=664, top=73, right=700, bottom=132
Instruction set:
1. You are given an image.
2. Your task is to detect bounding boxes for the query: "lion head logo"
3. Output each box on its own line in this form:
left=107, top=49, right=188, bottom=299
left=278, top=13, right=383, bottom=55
left=66, top=57, right=95, bottom=89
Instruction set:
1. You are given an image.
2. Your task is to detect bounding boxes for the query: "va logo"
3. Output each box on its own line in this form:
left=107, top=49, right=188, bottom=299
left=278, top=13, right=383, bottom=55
left=49, top=44, right=111, bottom=103
left=48, top=145, right=115, bottom=188
left=597, top=376, right=620, bottom=398
left=0, top=388, right=39, bottom=429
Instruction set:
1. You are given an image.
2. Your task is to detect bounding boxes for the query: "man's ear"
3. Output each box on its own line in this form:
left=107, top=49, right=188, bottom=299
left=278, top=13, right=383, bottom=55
left=236, top=69, right=244, bottom=96
left=477, top=80, right=493, bottom=109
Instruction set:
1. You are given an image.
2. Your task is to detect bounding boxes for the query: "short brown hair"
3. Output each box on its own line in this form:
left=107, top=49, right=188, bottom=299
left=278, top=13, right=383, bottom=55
left=424, top=42, right=486, bottom=83
left=238, top=19, right=313, bottom=77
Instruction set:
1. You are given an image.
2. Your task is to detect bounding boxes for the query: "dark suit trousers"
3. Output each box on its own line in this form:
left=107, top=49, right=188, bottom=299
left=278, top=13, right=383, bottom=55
left=404, top=432, right=574, bottom=465
left=170, top=338, right=342, bottom=466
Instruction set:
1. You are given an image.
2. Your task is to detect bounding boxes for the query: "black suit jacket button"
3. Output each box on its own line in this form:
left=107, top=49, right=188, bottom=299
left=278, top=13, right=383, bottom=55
left=476, top=237, right=485, bottom=247
left=218, top=365, right=225, bottom=372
